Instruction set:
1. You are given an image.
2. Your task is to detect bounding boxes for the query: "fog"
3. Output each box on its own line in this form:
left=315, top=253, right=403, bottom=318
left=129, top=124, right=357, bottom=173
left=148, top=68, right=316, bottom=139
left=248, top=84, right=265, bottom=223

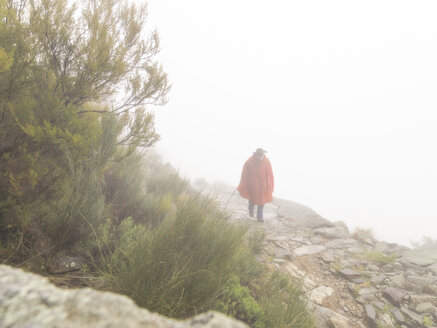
left=146, top=0, right=437, bottom=247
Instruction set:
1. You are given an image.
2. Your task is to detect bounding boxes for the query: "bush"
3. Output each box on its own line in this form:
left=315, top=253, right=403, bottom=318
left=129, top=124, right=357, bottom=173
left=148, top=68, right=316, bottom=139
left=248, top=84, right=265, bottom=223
left=100, top=192, right=258, bottom=318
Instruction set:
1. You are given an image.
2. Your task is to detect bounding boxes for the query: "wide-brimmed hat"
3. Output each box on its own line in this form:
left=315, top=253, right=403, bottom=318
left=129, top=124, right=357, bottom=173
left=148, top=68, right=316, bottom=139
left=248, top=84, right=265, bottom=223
left=253, top=148, right=267, bottom=155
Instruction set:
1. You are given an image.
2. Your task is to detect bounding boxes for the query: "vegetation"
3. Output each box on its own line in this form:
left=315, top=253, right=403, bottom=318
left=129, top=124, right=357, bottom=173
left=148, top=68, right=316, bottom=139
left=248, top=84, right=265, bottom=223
left=363, top=251, right=396, bottom=265
left=0, top=1, right=314, bottom=327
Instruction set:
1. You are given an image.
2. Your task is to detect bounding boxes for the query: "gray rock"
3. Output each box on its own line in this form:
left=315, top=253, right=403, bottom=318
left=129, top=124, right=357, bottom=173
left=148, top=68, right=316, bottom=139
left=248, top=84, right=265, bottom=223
left=401, top=306, right=424, bottom=326
left=373, top=300, right=386, bottom=311
left=390, top=308, right=406, bottom=323
left=310, top=304, right=349, bottom=328
left=321, top=252, right=336, bottom=263
left=356, top=294, right=376, bottom=304
left=364, top=304, right=376, bottom=327
left=314, top=226, right=349, bottom=240
left=0, top=265, right=248, bottom=328
left=325, top=239, right=360, bottom=249
left=375, top=313, right=396, bottom=328
left=370, top=275, right=386, bottom=284
left=358, top=287, right=377, bottom=296
left=374, top=241, right=407, bottom=257
left=389, top=274, right=406, bottom=288
left=309, top=286, right=334, bottom=305
left=339, top=269, right=361, bottom=282
left=416, top=302, right=437, bottom=315
left=403, top=248, right=437, bottom=267
left=407, top=275, right=436, bottom=292
left=293, top=245, right=327, bottom=256
left=424, top=284, right=437, bottom=297
left=328, top=316, right=349, bottom=328
left=274, top=198, right=335, bottom=228
left=383, top=287, right=408, bottom=306
left=366, top=264, right=380, bottom=272
left=410, top=294, right=437, bottom=307
left=51, top=256, right=85, bottom=274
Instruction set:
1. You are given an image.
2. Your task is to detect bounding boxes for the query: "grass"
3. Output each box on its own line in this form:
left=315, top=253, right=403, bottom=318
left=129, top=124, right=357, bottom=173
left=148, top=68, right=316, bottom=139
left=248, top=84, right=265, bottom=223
left=363, top=251, right=396, bottom=265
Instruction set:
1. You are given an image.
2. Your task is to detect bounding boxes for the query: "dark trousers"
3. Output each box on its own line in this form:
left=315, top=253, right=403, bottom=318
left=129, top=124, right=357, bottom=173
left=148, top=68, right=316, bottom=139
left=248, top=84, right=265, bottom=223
left=248, top=200, right=264, bottom=220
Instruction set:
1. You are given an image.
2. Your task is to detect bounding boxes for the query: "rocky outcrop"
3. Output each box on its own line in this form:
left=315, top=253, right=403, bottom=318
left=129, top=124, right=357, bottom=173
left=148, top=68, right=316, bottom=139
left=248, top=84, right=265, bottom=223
left=212, top=186, right=437, bottom=328
left=0, top=265, right=248, bottom=328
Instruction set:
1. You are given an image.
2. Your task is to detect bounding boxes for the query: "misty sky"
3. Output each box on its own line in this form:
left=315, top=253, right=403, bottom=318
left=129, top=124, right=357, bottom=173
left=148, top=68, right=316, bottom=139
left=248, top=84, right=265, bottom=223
left=145, top=0, right=437, bottom=246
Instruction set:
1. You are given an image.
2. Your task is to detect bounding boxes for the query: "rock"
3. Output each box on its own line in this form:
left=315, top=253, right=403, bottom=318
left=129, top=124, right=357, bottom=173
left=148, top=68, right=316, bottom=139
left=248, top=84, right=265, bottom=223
left=375, top=313, right=396, bottom=328
left=274, top=198, right=334, bottom=228
left=407, top=275, right=436, bottom=292
left=370, top=275, right=386, bottom=284
left=410, top=294, right=437, bottom=307
left=401, top=306, right=424, bottom=326
left=325, top=239, right=360, bottom=249
left=0, top=265, right=248, bottom=328
left=314, top=226, right=349, bottom=240
left=51, top=256, right=85, bottom=274
left=322, top=252, right=336, bottom=263
left=382, top=287, right=408, bottom=306
left=424, top=284, right=437, bottom=297
left=267, top=245, right=293, bottom=259
left=356, top=294, right=376, bottom=304
left=403, top=248, right=437, bottom=267
left=366, top=264, right=380, bottom=272
left=339, top=269, right=361, bottom=282
left=328, top=316, right=349, bottom=328
left=390, top=308, right=406, bottom=324
left=364, top=304, right=377, bottom=327
left=358, top=287, right=377, bottom=296
left=293, top=245, right=327, bottom=256
left=389, top=274, right=406, bottom=288
left=373, top=300, right=386, bottom=311
left=415, top=302, right=437, bottom=315
left=311, top=304, right=349, bottom=328
left=309, top=286, right=334, bottom=305
left=374, top=241, right=407, bottom=257
left=272, top=258, right=286, bottom=263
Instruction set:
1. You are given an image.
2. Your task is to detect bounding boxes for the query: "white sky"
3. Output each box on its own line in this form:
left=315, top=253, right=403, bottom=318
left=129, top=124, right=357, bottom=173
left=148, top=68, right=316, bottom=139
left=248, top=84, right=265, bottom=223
left=145, top=0, right=437, bottom=246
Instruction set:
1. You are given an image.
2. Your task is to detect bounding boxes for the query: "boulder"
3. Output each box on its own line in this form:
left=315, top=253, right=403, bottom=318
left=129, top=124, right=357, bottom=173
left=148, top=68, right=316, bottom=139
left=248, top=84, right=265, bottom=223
left=293, top=245, right=326, bottom=256
left=403, top=248, right=437, bottom=267
left=0, top=265, right=248, bottom=328
left=313, top=226, right=349, bottom=240
left=274, top=198, right=334, bottom=228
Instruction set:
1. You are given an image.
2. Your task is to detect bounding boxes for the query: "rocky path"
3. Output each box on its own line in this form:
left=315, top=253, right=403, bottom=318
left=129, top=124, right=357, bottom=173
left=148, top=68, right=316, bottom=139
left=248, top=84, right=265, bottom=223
left=207, top=184, right=437, bottom=328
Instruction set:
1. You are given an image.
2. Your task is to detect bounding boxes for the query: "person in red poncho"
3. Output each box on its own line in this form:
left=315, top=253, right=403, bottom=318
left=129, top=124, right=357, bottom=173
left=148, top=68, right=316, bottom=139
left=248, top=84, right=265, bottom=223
left=237, top=148, right=274, bottom=222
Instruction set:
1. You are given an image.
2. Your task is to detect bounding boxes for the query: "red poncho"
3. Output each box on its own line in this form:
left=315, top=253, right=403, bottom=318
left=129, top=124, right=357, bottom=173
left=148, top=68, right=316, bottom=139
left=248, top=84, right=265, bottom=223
left=237, top=155, right=274, bottom=206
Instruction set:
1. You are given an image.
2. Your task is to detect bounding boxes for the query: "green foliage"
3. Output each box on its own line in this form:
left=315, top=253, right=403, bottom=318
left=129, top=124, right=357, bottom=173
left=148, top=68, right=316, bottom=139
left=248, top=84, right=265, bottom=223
left=257, top=272, right=314, bottom=328
left=423, top=315, right=435, bottom=327
left=213, top=275, right=266, bottom=328
left=100, top=192, right=254, bottom=318
left=364, top=251, right=396, bottom=265
left=0, top=0, right=168, bottom=264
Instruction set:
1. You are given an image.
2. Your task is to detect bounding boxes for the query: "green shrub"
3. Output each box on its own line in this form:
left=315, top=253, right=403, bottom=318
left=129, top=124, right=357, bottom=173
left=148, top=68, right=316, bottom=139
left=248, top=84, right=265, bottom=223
left=364, top=251, right=396, bottom=265
left=257, top=272, right=314, bottom=328
left=213, top=275, right=266, bottom=328
left=101, top=193, right=257, bottom=318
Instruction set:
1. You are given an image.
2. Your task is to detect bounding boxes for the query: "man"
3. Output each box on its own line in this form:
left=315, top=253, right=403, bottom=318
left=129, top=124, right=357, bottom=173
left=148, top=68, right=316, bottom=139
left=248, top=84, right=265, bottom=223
left=237, top=148, right=274, bottom=222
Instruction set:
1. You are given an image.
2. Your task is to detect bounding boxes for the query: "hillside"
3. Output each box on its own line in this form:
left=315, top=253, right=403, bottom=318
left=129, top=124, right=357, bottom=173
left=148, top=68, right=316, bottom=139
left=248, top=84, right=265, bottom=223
left=206, top=183, right=437, bottom=328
